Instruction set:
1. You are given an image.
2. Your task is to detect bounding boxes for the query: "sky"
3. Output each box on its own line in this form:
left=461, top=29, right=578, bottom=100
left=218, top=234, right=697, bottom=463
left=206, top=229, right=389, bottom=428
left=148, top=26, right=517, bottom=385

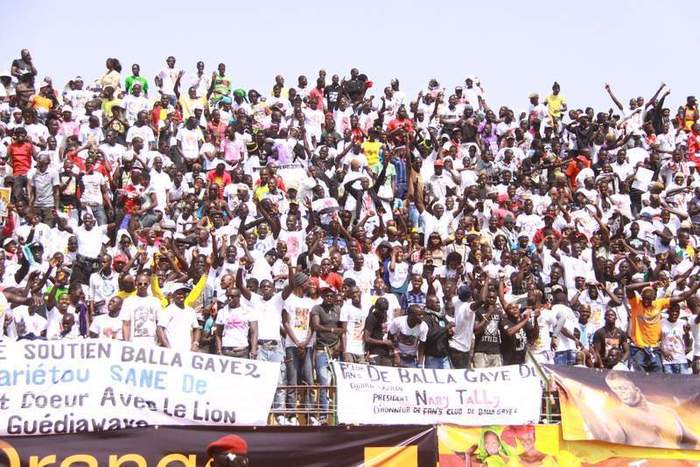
left=1, top=0, right=698, bottom=114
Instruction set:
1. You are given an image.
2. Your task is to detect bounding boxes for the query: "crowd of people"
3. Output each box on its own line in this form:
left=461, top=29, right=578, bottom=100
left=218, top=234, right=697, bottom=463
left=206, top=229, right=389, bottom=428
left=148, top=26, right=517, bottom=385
left=1, top=48, right=700, bottom=425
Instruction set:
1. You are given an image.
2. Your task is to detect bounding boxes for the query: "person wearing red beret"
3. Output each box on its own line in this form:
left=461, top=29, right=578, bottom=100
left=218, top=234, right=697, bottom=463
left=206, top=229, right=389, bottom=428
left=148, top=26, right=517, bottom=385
left=206, top=434, right=249, bottom=466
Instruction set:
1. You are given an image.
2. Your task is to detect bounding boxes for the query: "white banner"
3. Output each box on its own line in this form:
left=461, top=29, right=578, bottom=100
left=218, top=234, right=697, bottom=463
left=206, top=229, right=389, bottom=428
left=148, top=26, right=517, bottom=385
left=332, top=362, right=542, bottom=426
left=0, top=339, right=280, bottom=436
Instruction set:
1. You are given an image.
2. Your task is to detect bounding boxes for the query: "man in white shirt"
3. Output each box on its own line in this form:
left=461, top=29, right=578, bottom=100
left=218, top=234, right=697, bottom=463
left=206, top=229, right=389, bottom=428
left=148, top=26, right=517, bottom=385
left=214, top=287, right=258, bottom=359
left=122, top=83, right=150, bottom=125
left=121, top=273, right=161, bottom=346
left=236, top=268, right=292, bottom=424
left=79, top=156, right=112, bottom=225
left=552, top=292, right=580, bottom=366
left=155, top=56, right=182, bottom=106
left=340, top=287, right=371, bottom=363
left=89, top=296, right=123, bottom=339
left=388, top=304, right=429, bottom=368
left=88, top=253, right=119, bottom=316
left=157, top=283, right=201, bottom=353
left=448, top=286, right=476, bottom=369
left=67, top=212, right=111, bottom=285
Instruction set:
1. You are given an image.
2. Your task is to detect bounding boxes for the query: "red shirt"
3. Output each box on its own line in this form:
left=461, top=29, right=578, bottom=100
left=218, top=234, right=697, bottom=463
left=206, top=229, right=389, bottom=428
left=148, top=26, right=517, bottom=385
left=206, top=170, right=232, bottom=197
left=688, top=131, right=700, bottom=166
left=8, top=142, right=33, bottom=176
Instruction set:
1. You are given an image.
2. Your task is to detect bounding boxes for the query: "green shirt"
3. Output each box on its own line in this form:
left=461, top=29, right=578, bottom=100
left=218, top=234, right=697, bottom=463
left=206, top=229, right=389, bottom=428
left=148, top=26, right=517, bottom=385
left=125, top=75, right=149, bottom=95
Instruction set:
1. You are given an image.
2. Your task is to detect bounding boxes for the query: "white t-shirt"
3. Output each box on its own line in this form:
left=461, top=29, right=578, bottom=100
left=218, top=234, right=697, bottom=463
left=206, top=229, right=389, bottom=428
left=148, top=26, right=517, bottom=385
left=89, top=271, right=118, bottom=306
left=89, top=314, right=123, bottom=339
left=177, top=127, right=203, bottom=161
left=531, top=307, right=558, bottom=355
left=120, top=295, right=161, bottom=346
left=283, top=295, right=316, bottom=348
left=11, top=306, right=47, bottom=338
left=158, top=67, right=182, bottom=95
left=691, top=318, right=700, bottom=358
left=76, top=224, right=109, bottom=259
left=552, top=304, right=578, bottom=352
left=388, top=261, right=410, bottom=289
left=388, top=315, right=428, bottom=356
left=158, top=304, right=200, bottom=353
left=80, top=172, right=106, bottom=205
left=340, top=301, right=370, bottom=356
left=449, top=297, right=476, bottom=353
left=126, top=124, right=156, bottom=146
left=215, top=305, right=258, bottom=349
left=46, top=307, right=80, bottom=340
left=247, top=293, right=284, bottom=341
left=661, top=318, right=688, bottom=365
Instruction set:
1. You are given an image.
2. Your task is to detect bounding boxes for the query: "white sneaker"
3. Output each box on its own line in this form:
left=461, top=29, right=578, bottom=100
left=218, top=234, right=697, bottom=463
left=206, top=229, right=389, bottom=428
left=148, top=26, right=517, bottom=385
left=309, top=416, right=321, bottom=426
left=287, top=416, right=299, bottom=426
left=275, top=415, right=287, bottom=426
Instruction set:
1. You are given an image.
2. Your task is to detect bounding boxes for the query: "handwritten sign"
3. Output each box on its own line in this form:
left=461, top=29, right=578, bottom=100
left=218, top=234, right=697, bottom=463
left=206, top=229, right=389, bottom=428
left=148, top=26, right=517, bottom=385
left=0, top=339, right=279, bottom=436
left=332, top=362, right=542, bottom=426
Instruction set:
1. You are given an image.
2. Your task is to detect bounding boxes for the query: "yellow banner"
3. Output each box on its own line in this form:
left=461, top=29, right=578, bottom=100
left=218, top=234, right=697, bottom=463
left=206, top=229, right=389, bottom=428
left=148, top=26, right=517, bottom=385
left=548, top=365, right=700, bottom=450
left=437, top=425, right=700, bottom=466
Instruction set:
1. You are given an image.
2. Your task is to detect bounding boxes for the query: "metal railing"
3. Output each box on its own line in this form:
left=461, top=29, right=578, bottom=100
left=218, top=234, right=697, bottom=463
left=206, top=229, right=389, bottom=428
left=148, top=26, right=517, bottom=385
left=266, top=352, right=563, bottom=426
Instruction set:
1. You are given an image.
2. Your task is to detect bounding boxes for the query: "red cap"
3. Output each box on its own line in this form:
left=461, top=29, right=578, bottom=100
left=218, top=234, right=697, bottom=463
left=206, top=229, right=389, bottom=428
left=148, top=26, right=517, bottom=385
left=113, top=254, right=128, bottom=266
left=207, top=434, right=248, bottom=458
left=434, top=159, right=445, bottom=167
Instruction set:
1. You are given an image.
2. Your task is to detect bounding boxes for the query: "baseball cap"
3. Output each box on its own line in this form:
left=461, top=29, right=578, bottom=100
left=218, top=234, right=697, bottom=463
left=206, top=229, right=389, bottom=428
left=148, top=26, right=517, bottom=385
left=434, top=159, right=445, bottom=167
left=528, top=92, right=538, bottom=99
left=62, top=106, right=73, bottom=114
left=164, top=282, right=192, bottom=296
left=0, top=70, right=10, bottom=78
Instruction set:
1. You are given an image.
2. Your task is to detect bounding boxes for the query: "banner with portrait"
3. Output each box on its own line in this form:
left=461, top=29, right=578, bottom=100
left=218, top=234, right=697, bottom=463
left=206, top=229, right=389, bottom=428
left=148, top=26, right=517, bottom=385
left=437, top=424, right=700, bottom=467
left=0, top=425, right=437, bottom=467
left=547, top=365, right=700, bottom=450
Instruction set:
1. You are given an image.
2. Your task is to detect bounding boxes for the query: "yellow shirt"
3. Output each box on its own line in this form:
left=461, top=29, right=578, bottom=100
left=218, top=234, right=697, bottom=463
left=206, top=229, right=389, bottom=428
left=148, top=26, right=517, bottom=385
left=629, top=296, right=669, bottom=347
left=361, top=141, right=382, bottom=168
left=31, top=94, right=53, bottom=112
left=544, top=93, right=566, bottom=119
left=179, top=95, right=207, bottom=120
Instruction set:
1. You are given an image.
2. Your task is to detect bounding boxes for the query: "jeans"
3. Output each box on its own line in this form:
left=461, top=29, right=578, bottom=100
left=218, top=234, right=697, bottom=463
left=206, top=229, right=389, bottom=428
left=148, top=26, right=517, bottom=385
left=257, top=343, right=285, bottom=410
left=285, top=346, right=313, bottom=411
left=554, top=350, right=578, bottom=366
left=407, top=202, right=423, bottom=232
left=663, top=362, right=689, bottom=374
left=87, top=204, right=108, bottom=226
left=630, top=346, right=663, bottom=373
left=314, top=349, right=332, bottom=414
left=399, top=354, right=418, bottom=368
left=448, top=348, right=471, bottom=369
left=425, top=355, right=451, bottom=369
left=10, top=175, right=28, bottom=203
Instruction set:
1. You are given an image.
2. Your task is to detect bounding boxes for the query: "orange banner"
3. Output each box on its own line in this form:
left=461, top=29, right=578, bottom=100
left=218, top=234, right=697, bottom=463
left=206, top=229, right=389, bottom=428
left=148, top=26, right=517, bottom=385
left=547, top=365, right=700, bottom=450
